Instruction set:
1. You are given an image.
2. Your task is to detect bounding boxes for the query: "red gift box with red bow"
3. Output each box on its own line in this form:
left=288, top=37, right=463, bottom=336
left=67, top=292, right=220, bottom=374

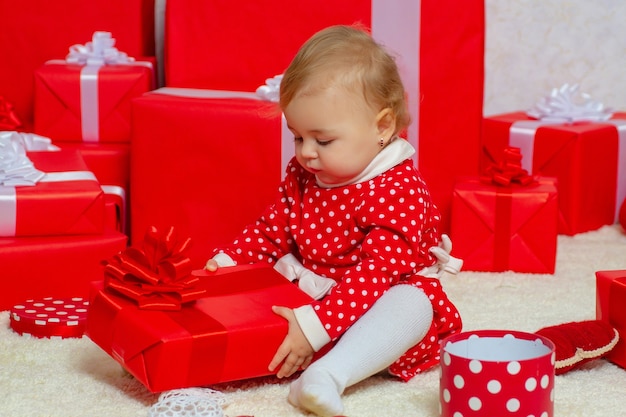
left=596, top=270, right=626, bottom=369
left=86, top=227, right=314, bottom=392
left=450, top=148, right=559, bottom=273
left=482, top=112, right=626, bottom=235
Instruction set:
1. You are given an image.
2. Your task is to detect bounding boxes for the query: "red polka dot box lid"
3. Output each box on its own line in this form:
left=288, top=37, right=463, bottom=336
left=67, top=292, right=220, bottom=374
left=10, top=297, right=89, bottom=339
left=439, top=330, right=556, bottom=417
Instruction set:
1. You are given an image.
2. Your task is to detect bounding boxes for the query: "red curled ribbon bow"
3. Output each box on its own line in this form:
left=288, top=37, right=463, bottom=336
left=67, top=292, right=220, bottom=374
left=480, top=147, right=537, bottom=187
left=0, top=96, right=22, bottom=130
left=103, top=226, right=206, bottom=310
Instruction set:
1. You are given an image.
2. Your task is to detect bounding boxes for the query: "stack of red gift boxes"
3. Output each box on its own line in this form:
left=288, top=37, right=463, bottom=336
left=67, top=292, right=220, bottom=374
left=0, top=0, right=157, bottom=312
left=3, top=0, right=625, bottom=391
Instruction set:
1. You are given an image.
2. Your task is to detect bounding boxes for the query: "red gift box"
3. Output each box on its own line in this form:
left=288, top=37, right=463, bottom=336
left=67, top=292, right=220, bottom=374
left=86, top=265, right=314, bottom=392
left=34, top=60, right=154, bottom=143
left=482, top=112, right=626, bottom=235
left=596, top=270, right=626, bottom=369
left=450, top=177, right=558, bottom=273
left=0, top=0, right=155, bottom=129
left=10, top=297, right=90, bottom=339
left=163, top=0, right=485, bottom=232
left=0, top=230, right=128, bottom=311
left=1, top=150, right=107, bottom=237
left=130, top=90, right=283, bottom=265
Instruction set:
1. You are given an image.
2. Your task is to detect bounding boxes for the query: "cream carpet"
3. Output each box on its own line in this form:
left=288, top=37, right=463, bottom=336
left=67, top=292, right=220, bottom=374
left=1, top=225, right=625, bottom=417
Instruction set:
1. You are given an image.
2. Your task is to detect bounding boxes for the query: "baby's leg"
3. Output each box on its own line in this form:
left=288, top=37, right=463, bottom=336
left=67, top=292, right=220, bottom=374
left=288, top=284, right=433, bottom=417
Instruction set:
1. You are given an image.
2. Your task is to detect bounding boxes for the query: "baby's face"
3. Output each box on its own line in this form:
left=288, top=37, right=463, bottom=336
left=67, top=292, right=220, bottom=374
left=284, top=86, right=383, bottom=186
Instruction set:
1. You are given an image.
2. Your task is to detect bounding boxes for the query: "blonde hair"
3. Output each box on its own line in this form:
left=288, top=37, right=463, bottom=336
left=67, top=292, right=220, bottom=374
left=279, top=25, right=410, bottom=135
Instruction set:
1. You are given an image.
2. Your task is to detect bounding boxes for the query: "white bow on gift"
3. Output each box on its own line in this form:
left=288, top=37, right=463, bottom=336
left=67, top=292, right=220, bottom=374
left=527, top=83, right=613, bottom=123
left=255, top=74, right=283, bottom=103
left=0, top=131, right=59, bottom=186
left=65, top=31, right=134, bottom=66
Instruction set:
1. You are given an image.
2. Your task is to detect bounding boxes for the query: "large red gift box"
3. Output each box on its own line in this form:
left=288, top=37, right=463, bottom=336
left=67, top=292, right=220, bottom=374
left=450, top=177, right=558, bottom=274
left=34, top=60, right=154, bottom=143
left=1, top=150, right=106, bottom=237
left=0, top=230, right=128, bottom=311
left=0, top=0, right=156, bottom=130
left=482, top=112, right=626, bottom=235
left=87, top=265, right=314, bottom=392
left=163, top=0, right=485, bottom=232
left=130, top=89, right=283, bottom=266
left=596, top=270, right=626, bottom=369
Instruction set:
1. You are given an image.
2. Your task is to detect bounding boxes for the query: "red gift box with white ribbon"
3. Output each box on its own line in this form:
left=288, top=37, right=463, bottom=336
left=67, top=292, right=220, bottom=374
left=0, top=1, right=156, bottom=130
left=10, top=297, right=90, bottom=339
left=0, top=146, right=106, bottom=237
left=482, top=86, right=626, bottom=235
left=86, top=227, right=315, bottom=392
left=34, top=32, right=154, bottom=144
left=596, top=270, right=626, bottom=369
left=162, top=0, right=486, bottom=232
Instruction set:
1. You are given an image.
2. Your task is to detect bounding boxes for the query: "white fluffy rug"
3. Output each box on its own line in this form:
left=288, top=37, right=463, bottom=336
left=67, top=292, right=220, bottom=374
left=2, top=225, right=626, bottom=417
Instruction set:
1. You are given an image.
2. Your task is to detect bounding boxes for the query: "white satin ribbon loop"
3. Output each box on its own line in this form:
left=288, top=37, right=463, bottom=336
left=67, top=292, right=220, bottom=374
left=255, top=74, right=282, bottom=103
left=273, top=253, right=337, bottom=300
left=0, top=132, right=46, bottom=186
left=527, top=83, right=613, bottom=123
left=66, top=31, right=134, bottom=67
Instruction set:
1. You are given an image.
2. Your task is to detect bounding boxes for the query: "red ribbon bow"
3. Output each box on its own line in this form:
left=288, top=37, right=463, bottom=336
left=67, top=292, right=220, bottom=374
left=480, top=147, right=536, bottom=187
left=103, top=226, right=206, bottom=310
left=0, top=96, right=22, bottom=130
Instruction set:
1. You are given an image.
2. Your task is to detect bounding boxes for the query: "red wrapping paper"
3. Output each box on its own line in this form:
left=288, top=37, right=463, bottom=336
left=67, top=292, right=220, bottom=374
left=450, top=177, right=558, bottom=273
left=33, top=62, right=153, bottom=142
left=163, top=0, right=485, bottom=232
left=61, top=143, right=130, bottom=189
left=482, top=112, right=626, bottom=235
left=130, top=92, right=282, bottom=265
left=2, top=150, right=106, bottom=237
left=0, top=0, right=156, bottom=129
left=10, top=297, right=90, bottom=339
left=0, top=230, right=128, bottom=311
left=86, top=265, right=314, bottom=392
left=596, top=270, right=626, bottom=369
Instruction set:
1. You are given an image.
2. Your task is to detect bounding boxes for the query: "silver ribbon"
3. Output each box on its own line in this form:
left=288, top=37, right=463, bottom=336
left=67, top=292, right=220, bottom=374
left=527, top=83, right=613, bottom=123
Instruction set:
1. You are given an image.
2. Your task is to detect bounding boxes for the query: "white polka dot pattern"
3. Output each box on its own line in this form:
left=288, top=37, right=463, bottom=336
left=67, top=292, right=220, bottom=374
left=10, top=297, right=89, bottom=339
left=439, top=330, right=555, bottom=417
left=214, top=158, right=462, bottom=378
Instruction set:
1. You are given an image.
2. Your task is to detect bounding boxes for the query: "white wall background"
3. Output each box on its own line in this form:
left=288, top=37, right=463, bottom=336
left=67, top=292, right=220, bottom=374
left=484, top=0, right=626, bottom=116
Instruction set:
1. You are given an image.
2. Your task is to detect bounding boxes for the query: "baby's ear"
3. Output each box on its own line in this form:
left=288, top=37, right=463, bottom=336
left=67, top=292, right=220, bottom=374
left=535, top=320, right=619, bottom=375
left=376, top=107, right=396, bottom=138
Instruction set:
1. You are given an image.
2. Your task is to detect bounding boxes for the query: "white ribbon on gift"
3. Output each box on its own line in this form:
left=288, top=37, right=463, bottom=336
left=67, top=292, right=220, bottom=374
left=0, top=131, right=50, bottom=187
left=510, top=85, right=626, bottom=221
left=372, top=0, right=420, bottom=164
left=47, top=31, right=153, bottom=143
left=0, top=170, right=98, bottom=237
left=152, top=86, right=293, bottom=175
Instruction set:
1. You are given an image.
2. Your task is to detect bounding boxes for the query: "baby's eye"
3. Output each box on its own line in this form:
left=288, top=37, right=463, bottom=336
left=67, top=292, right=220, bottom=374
left=316, top=139, right=333, bottom=146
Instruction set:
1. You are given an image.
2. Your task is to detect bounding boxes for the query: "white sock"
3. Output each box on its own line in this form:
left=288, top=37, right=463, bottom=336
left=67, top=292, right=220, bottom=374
left=288, top=284, right=434, bottom=416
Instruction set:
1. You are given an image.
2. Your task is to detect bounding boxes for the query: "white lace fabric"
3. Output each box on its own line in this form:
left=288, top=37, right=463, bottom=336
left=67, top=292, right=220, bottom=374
left=148, top=388, right=227, bottom=417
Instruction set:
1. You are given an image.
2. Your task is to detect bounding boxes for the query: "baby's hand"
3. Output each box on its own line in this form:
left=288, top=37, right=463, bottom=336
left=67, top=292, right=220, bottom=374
left=205, top=259, right=219, bottom=271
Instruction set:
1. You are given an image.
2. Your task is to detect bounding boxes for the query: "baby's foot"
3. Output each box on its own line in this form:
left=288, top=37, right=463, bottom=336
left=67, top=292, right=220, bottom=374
left=288, top=368, right=343, bottom=417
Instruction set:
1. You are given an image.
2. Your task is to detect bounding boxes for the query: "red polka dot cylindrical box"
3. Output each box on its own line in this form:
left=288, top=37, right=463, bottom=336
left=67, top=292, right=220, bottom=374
left=10, top=297, right=90, bottom=339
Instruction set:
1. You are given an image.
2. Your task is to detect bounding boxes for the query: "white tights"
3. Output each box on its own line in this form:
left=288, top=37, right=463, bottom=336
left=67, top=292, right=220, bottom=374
left=287, top=284, right=434, bottom=416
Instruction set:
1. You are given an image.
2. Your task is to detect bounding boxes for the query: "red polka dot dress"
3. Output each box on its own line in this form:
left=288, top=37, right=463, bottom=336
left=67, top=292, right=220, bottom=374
left=214, top=143, right=462, bottom=381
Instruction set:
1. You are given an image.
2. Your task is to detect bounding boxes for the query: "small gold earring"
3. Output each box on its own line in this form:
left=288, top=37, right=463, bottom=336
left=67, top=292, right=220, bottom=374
left=379, top=138, right=385, bottom=148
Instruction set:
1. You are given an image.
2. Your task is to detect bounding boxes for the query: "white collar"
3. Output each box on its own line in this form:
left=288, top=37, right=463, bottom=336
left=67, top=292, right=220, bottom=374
left=315, top=138, right=416, bottom=188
